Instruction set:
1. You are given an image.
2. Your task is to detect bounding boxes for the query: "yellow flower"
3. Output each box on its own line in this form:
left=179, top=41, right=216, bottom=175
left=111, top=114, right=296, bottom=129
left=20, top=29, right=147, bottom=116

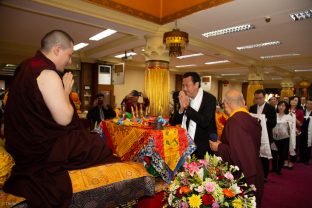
left=188, top=194, right=202, bottom=208
left=232, top=198, right=243, bottom=208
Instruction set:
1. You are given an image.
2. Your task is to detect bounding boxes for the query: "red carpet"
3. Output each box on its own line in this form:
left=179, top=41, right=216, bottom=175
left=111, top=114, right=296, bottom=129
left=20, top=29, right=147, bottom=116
left=262, top=162, right=312, bottom=208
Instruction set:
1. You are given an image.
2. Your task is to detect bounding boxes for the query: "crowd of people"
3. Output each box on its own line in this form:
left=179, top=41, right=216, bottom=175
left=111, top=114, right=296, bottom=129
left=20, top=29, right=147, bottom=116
left=1, top=29, right=311, bottom=208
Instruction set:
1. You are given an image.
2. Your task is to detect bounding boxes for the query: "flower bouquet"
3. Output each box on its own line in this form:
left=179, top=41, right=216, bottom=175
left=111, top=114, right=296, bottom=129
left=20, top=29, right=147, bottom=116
left=165, top=153, right=256, bottom=208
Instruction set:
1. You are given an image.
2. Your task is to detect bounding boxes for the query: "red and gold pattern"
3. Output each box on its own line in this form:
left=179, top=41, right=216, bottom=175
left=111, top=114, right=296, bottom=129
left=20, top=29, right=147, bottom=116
left=102, top=121, right=190, bottom=171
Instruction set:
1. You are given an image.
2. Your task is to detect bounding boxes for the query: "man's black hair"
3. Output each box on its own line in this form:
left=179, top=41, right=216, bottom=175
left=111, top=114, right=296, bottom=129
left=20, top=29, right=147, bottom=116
left=254, top=89, right=266, bottom=96
left=183, top=72, right=201, bottom=88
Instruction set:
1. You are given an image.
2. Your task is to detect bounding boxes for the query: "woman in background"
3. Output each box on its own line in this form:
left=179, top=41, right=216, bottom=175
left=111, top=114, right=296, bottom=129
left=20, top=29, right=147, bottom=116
left=285, top=96, right=304, bottom=169
left=272, top=101, right=295, bottom=174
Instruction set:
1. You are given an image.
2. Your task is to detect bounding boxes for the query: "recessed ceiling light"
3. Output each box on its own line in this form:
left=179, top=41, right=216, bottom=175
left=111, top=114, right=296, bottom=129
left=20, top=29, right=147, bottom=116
left=290, top=9, right=312, bottom=21
left=177, top=53, right=204, bottom=59
left=114, top=52, right=137, bottom=58
left=294, top=69, right=312, bottom=72
left=5, top=64, right=17, bottom=67
left=205, top=60, right=230, bottom=65
left=74, top=43, right=88, bottom=51
left=202, top=24, right=255, bottom=38
left=221, top=73, right=240, bottom=76
left=236, top=41, right=281, bottom=50
left=260, top=54, right=300, bottom=59
left=175, top=64, right=196, bottom=68
left=89, top=29, right=117, bottom=41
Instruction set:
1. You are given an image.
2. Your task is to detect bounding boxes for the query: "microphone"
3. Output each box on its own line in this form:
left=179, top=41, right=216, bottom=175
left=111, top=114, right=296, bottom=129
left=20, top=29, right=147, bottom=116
left=209, top=133, right=218, bottom=142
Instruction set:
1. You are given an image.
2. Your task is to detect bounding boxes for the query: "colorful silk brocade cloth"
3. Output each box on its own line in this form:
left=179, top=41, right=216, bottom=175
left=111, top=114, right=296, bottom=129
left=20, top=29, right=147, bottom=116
left=138, top=128, right=196, bottom=183
left=102, top=121, right=196, bottom=183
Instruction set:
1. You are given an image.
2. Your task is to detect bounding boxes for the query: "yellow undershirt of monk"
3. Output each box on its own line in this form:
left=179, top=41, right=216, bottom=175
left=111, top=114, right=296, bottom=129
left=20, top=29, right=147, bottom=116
left=229, top=107, right=249, bottom=118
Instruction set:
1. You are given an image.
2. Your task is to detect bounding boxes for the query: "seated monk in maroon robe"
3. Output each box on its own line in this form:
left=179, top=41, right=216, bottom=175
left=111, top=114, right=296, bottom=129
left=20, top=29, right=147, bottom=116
left=3, top=30, right=120, bottom=208
left=209, top=89, right=264, bottom=207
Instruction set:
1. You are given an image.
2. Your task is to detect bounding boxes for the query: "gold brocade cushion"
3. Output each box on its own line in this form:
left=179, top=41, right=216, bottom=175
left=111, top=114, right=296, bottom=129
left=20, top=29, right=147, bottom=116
left=69, top=161, right=151, bottom=193
left=0, top=160, right=151, bottom=208
left=0, top=139, right=15, bottom=189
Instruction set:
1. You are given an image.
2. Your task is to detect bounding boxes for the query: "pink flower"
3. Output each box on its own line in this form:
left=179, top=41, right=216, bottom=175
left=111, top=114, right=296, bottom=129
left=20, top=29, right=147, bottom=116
left=205, top=182, right=216, bottom=193
left=212, top=201, right=220, bottom=208
left=186, top=162, right=200, bottom=176
left=199, top=159, right=208, bottom=168
left=180, top=201, right=189, bottom=208
left=224, top=172, right=234, bottom=181
left=196, top=185, right=204, bottom=193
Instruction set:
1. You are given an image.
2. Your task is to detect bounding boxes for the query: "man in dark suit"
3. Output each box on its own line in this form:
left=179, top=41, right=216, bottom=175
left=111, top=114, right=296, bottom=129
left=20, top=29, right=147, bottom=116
left=171, top=72, right=217, bottom=159
left=249, top=89, right=276, bottom=181
left=301, top=98, right=312, bottom=164
left=87, top=93, right=116, bottom=129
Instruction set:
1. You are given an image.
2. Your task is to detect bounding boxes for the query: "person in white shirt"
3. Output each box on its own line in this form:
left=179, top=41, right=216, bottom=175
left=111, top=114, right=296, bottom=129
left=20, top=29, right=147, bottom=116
left=272, top=100, right=295, bottom=175
left=249, top=89, right=277, bottom=181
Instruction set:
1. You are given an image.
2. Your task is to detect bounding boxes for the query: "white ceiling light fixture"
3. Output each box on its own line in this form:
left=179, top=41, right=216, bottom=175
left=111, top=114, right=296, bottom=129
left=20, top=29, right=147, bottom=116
left=175, top=64, right=196, bottom=68
left=236, top=41, right=281, bottom=50
left=89, top=29, right=117, bottom=41
left=294, top=69, right=312, bottom=72
left=260, top=53, right=300, bottom=59
left=221, top=73, right=240, bottom=76
left=177, top=53, right=204, bottom=59
left=73, top=43, right=89, bottom=51
left=290, top=9, right=312, bottom=21
left=114, top=52, right=137, bottom=58
left=202, top=24, right=255, bottom=38
left=205, top=60, right=230, bottom=65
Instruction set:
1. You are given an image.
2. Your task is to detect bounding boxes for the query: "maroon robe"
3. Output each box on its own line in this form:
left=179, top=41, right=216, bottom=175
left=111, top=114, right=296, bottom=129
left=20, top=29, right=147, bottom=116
left=217, top=111, right=264, bottom=207
left=4, top=51, right=119, bottom=208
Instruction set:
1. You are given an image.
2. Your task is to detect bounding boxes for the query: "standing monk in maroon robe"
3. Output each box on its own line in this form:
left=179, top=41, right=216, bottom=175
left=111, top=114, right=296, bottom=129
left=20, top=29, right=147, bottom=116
left=3, top=30, right=119, bottom=208
left=209, top=89, right=264, bottom=207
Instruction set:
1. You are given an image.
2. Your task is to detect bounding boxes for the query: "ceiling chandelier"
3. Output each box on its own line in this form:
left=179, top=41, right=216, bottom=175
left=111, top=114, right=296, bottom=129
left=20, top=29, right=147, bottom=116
left=163, top=21, right=189, bottom=57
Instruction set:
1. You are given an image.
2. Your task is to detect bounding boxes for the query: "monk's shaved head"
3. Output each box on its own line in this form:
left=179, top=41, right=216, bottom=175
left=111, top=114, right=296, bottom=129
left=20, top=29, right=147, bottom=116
left=224, top=89, right=245, bottom=107
left=41, top=30, right=74, bottom=52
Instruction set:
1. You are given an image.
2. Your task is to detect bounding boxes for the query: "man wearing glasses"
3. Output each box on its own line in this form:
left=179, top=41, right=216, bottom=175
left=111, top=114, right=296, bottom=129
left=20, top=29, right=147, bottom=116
left=249, top=89, right=276, bottom=182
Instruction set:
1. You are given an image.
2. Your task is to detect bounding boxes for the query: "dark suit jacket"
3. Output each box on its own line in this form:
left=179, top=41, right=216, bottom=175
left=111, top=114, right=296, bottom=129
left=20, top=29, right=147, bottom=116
left=249, top=103, right=277, bottom=143
left=87, top=105, right=116, bottom=128
left=302, top=110, right=312, bottom=137
left=171, top=91, right=217, bottom=159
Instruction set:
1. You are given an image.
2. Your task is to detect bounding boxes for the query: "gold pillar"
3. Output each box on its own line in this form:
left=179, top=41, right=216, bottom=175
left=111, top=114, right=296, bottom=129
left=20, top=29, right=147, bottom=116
left=144, top=34, right=170, bottom=116
left=280, top=78, right=294, bottom=99
left=299, top=80, right=311, bottom=98
left=246, top=65, right=264, bottom=108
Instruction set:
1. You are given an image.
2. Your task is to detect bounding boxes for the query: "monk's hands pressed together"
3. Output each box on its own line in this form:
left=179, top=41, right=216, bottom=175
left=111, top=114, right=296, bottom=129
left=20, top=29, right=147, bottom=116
left=62, top=72, right=74, bottom=96
left=209, top=140, right=221, bottom=152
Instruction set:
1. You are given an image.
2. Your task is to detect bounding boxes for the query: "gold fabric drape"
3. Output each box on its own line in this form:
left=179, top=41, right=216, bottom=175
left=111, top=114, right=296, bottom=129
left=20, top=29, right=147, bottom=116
left=280, top=87, right=294, bottom=99
left=144, top=65, right=170, bottom=116
left=246, top=81, right=263, bottom=108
